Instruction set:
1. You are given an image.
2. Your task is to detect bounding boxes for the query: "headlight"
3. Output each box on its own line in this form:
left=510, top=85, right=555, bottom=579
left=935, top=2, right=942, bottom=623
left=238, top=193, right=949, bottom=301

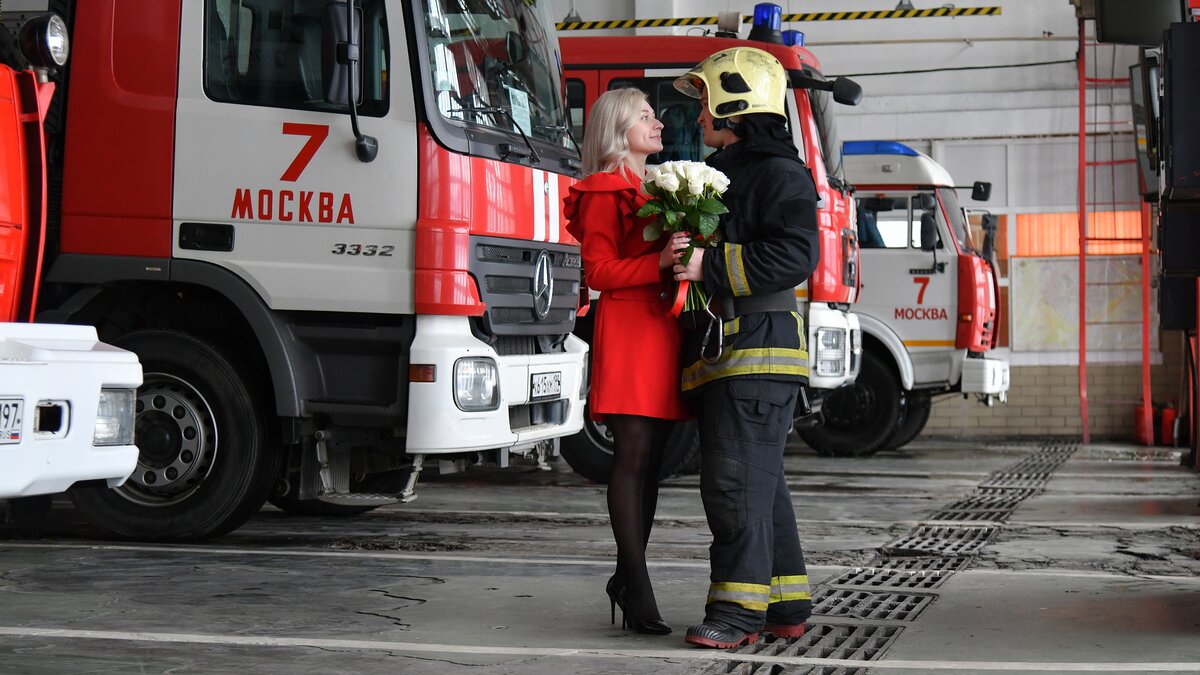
left=93, top=389, right=136, bottom=446
left=815, top=327, right=847, bottom=377
left=19, top=14, right=70, bottom=68
left=453, top=358, right=500, bottom=411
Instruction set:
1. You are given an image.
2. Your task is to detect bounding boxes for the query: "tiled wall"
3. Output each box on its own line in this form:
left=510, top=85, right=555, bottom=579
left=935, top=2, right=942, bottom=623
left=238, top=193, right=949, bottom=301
left=923, top=332, right=1188, bottom=442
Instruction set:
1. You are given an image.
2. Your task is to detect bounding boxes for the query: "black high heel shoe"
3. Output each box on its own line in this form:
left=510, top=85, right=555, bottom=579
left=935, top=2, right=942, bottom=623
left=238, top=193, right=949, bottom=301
left=606, top=573, right=623, bottom=625
left=617, top=588, right=672, bottom=635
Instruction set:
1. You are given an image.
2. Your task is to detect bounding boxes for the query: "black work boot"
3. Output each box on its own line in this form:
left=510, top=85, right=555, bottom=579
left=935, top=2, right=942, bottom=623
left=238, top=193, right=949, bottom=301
left=684, top=621, right=759, bottom=649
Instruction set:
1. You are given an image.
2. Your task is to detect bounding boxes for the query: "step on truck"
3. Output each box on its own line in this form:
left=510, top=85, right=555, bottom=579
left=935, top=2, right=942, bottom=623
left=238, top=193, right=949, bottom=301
left=0, top=15, right=141, bottom=503
left=557, top=5, right=865, bottom=482
left=801, top=140, right=1010, bottom=457
left=1, top=0, right=587, bottom=540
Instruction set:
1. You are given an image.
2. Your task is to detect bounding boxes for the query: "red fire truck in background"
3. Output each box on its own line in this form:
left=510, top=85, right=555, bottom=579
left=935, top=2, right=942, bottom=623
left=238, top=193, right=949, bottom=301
left=557, top=9, right=865, bottom=481
left=1, top=0, right=587, bottom=540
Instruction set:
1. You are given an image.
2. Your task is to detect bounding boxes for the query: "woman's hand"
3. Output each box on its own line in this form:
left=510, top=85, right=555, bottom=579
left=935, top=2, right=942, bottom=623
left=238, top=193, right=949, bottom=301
left=674, top=246, right=705, bottom=281
left=659, top=231, right=691, bottom=269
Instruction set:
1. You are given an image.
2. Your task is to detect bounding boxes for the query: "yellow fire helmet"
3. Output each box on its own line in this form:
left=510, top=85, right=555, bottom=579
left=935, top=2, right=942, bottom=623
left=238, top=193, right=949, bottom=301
left=674, top=46, right=787, bottom=119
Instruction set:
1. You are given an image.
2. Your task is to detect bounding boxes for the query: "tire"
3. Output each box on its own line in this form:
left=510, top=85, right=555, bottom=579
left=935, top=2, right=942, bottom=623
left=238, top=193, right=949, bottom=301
left=798, top=350, right=902, bottom=457
left=268, top=470, right=409, bottom=517
left=886, top=390, right=932, bottom=450
left=560, top=415, right=699, bottom=484
left=68, top=330, right=280, bottom=540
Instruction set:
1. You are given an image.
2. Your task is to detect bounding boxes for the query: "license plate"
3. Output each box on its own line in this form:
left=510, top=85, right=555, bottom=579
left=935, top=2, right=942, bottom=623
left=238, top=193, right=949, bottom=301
left=530, top=372, right=562, bottom=400
left=0, top=398, right=23, bottom=444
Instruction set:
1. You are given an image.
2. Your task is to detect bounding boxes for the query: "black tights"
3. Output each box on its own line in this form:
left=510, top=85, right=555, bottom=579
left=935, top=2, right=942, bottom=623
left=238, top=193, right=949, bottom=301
left=606, top=414, right=671, bottom=618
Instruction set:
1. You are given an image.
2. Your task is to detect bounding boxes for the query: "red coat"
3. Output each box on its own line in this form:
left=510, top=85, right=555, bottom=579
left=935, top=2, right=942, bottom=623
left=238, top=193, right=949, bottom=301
left=563, top=168, right=690, bottom=422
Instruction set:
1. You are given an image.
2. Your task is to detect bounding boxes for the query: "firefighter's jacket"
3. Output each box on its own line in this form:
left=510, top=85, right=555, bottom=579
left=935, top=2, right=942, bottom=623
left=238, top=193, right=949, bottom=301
left=680, top=132, right=821, bottom=394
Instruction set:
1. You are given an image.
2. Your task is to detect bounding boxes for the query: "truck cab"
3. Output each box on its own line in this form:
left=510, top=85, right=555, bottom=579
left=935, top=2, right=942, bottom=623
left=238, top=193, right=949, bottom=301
left=557, top=20, right=864, bottom=481
left=802, top=140, right=1010, bottom=456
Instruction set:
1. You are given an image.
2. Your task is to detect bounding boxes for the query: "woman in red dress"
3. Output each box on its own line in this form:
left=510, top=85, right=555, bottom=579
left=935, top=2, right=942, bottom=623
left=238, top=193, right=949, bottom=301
left=563, top=88, right=691, bottom=635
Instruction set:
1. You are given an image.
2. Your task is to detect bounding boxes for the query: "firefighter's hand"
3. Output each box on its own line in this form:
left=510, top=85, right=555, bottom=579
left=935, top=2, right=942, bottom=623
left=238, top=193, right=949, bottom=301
left=659, top=231, right=690, bottom=269
left=673, top=247, right=704, bottom=281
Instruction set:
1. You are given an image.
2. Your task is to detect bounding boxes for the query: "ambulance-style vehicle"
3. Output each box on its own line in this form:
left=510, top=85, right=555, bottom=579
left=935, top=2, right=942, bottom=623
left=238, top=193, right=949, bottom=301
left=799, top=140, right=1009, bottom=456
left=557, top=6, right=864, bottom=481
left=2, top=0, right=586, bottom=540
left=1, top=15, right=141, bottom=502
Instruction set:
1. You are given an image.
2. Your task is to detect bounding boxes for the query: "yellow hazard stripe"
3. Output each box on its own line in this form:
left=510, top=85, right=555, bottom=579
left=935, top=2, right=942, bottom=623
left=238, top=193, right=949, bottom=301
left=556, top=7, right=999, bottom=30
left=904, top=339, right=956, bottom=347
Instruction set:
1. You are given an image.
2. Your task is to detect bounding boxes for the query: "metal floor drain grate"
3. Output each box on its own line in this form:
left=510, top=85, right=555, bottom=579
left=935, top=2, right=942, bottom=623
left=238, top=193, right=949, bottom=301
left=699, top=624, right=902, bottom=674
left=812, top=588, right=934, bottom=620
left=945, top=492, right=1030, bottom=510
left=923, top=508, right=1012, bottom=522
left=978, top=472, right=1053, bottom=489
left=882, top=525, right=996, bottom=556
left=973, top=485, right=1041, bottom=498
left=820, top=557, right=966, bottom=590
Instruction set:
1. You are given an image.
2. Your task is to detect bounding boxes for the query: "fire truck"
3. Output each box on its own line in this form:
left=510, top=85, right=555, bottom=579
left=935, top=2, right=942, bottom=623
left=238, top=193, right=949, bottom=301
left=1, top=0, right=587, bottom=540
left=1, top=15, right=141, bottom=503
left=557, top=8, right=864, bottom=481
left=798, top=140, right=1010, bottom=456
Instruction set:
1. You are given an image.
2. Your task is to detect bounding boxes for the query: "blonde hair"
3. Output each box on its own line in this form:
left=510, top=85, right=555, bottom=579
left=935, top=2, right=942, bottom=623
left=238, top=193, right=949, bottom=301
left=581, top=88, right=649, bottom=176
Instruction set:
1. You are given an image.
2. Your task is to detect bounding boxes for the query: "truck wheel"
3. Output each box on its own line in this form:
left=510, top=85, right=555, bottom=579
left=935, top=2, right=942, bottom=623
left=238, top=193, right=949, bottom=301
left=887, top=391, right=932, bottom=450
left=560, top=416, right=698, bottom=484
left=797, top=350, right=901, bottom=457
left=69, top=330, right=279, bottom=540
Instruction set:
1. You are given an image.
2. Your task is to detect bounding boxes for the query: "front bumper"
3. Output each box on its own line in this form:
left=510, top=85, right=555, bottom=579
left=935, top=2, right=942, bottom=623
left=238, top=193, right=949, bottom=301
left=962, top=356, right=1010, bottom=397
left=0, top=323, right=142, bottom=499
left=405, top=315, right=587, bottom=455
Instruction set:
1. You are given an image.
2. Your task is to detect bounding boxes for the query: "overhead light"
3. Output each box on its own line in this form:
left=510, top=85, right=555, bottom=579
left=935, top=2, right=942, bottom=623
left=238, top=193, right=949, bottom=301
left=563, top=1, right=582, bottom=23
left=895, top=0, right=915, bottom=9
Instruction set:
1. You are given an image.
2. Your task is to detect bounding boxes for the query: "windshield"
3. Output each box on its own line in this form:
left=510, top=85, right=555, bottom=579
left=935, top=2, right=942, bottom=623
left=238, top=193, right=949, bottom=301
left=938, top=188, right=977, bottom=253
left=424, top=0, right=568, bottom=146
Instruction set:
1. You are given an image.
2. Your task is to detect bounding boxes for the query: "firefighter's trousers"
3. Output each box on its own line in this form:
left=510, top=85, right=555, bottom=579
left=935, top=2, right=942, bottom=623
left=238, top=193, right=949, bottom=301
left=696, top=378, right=812, bottom=633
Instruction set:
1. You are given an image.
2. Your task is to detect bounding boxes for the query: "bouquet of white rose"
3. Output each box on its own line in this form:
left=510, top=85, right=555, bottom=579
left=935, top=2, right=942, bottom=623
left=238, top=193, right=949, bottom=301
left=637, top=161, right=730, bottom=316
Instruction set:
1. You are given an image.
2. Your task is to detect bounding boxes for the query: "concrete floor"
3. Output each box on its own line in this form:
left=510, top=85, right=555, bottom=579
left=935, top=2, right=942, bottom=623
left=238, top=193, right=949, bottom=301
left=0, top=437, right=1197, bottom=674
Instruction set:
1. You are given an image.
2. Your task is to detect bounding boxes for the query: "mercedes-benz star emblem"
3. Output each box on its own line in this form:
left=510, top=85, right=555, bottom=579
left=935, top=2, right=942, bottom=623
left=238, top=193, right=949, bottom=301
left=532, top=250, right=554, bottom=320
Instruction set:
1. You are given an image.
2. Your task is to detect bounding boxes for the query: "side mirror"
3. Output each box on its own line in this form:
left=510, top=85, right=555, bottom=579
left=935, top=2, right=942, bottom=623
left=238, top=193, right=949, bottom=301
left=919, top=212, right=939, bottom=251
left=832, top=77, right=863, bottom=106
left=917, top=193, right=937, bottom=211
left=321, top=1, right=361, bottom=105
left=505, top=31, right=527, bottom=64
left=971, top=181, right=992, bottom=202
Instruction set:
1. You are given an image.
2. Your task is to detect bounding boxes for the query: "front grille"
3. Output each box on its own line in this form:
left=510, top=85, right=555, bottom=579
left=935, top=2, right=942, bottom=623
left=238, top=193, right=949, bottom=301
left=470, top=235, right=581, bottom=337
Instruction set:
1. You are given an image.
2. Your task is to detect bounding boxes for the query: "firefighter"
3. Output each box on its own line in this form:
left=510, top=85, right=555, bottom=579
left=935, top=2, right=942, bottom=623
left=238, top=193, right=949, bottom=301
left=670, top=46, right=819, bottom=649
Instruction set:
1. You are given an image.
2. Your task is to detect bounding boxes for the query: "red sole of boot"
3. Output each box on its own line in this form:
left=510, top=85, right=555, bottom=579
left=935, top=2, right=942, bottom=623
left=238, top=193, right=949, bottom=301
left=685, top=631, right=760, bottom=649
left=764, top=624, right=806, bottom=638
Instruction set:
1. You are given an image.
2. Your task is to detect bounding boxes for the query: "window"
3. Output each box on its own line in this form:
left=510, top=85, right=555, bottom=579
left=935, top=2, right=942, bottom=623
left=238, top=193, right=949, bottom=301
left=204, top=0, right=389, bottom=116
left=424, top=0, right=569, bottom=147
left=566, top=78, right=585, bottom=141
left=856, top=195, right=915, bottom=249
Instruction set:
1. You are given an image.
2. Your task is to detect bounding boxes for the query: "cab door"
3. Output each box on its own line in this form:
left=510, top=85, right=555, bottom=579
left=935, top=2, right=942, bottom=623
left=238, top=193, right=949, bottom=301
left=856, top=191, right=958, bottom=384
left=172, top=0, right=418, bottom=315
left=0, top=67, right=46, bottom=323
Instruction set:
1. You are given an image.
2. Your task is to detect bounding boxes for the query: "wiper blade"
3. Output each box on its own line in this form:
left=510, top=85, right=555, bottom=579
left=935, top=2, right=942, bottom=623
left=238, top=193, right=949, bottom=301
left=450, top=103, right=541, bottom=164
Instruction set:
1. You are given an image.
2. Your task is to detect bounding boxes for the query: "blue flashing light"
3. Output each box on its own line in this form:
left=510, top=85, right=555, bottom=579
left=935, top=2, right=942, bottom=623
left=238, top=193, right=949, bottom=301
left=843, top=140, right=920, bottom=157
left=782, top=30, right=804, bottom=46
left=753, top=3, right=783, bottom=31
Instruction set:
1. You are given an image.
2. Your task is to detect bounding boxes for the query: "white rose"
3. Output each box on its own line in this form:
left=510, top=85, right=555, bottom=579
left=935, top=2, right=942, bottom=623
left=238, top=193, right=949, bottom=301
left=655, top=171, right=681, bottom=193
left=684, top=164, right=706, bottom=195
left=711, top=170, right=730, bottom=194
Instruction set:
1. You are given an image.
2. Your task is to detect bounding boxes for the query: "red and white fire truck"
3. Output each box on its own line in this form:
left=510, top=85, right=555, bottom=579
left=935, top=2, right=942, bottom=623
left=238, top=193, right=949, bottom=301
left=1, top=0, right=587, bottom=540
left=1, top=14, right=141, bottom=503
left=557, top=11, right=864, bottom=481
left=798, top=140, right=1009, bottom=456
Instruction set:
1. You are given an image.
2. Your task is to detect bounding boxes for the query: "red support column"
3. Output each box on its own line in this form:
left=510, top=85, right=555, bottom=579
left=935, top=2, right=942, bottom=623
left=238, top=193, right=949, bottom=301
left=1137, top=204, right=1153, bottom=445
